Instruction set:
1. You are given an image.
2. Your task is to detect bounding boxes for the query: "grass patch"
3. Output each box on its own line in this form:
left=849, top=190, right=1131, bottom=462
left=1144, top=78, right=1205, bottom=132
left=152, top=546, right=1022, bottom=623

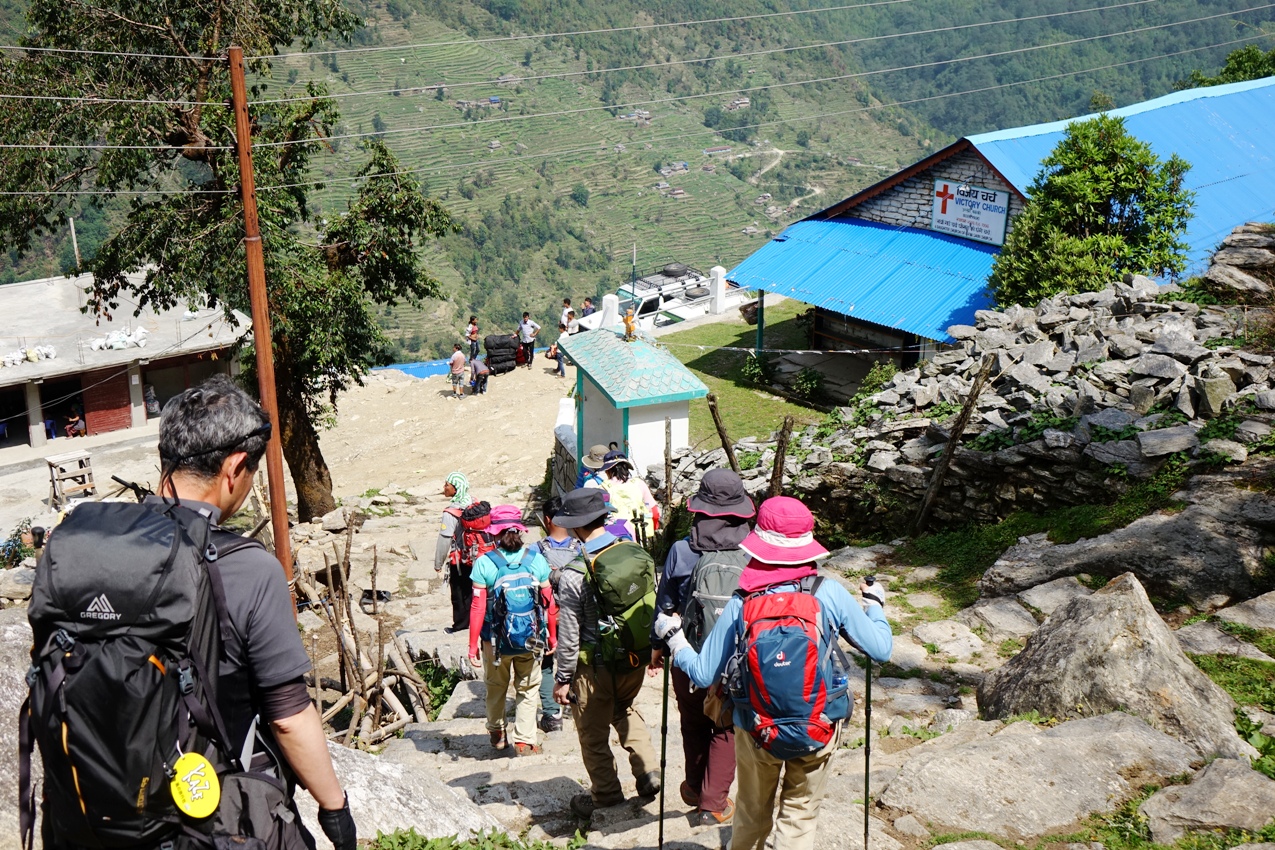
left=1190, top=654, right=1275, bottom=712
left=369, top=829, right=586, bottom=850
left=664, top=299, right=821, bottom=443
left=414, top=660, right=464, bottom=721
left=897, top=455, right=1193, bottom=608
left=1215, top=620, right=1275, bottom=657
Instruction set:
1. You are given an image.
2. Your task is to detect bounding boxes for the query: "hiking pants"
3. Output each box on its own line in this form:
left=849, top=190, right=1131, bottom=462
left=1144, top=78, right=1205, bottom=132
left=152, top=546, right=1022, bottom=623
left=672, top=667, right=735, bottom=812
left=448, top=562, right=472, bottom=631
left=570, top=666, right=657, bottom=803
left=540, top=654, right=558, bottom=717
left=482, top=646, right=540, bottom=745
left=730, top=724, right=841, bottom=850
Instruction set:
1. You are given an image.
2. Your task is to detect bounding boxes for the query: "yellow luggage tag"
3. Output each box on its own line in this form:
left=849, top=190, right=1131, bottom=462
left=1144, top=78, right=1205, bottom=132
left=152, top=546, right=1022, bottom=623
left=170, top=752, right=220, bottom=819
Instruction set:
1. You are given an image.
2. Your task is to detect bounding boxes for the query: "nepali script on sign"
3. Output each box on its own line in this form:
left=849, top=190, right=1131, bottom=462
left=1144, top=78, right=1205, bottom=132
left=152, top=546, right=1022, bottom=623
left=930, top=181, right=1009, bottom=246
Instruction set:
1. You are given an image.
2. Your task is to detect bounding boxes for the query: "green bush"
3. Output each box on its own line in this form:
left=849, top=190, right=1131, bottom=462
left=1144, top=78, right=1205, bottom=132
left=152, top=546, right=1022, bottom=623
left=741, top=352, right=774, bottom=384
left=792, top=366, right=825, bottom=401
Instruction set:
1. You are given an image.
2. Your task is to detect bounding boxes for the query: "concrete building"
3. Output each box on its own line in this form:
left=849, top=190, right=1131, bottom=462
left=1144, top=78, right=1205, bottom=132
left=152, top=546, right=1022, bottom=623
left=0, top=272, right=246, bottom=449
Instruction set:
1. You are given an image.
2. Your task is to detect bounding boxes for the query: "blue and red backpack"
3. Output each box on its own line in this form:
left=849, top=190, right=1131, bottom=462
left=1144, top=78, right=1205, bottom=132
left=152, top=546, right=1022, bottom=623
left=725, top=576, right=853, bottom=759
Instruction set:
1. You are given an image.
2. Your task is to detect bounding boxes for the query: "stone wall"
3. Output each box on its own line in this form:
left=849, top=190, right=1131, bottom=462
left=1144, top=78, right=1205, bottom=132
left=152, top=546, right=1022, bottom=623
left=849, top=148, right=1027, bottom=236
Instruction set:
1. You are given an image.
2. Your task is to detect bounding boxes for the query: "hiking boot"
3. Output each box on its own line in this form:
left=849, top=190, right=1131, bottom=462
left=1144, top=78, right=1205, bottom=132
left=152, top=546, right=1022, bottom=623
left=514, top=742, right=542, bottom=756
left=635, top=771, right=662, bottom=798
left=538, top=711, right=563, bottom=733
left=489, top=729, right=507, bottom=750
left=690, top=798, right=734, bottom=826
left=569, top=792, right=624, bottom=819
left=679, top=781, right=700, bottom=808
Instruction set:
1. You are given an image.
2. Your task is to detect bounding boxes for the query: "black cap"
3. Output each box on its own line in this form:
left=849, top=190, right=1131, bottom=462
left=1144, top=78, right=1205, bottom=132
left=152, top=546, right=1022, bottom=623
left=553, top=488, right=611, bottom=529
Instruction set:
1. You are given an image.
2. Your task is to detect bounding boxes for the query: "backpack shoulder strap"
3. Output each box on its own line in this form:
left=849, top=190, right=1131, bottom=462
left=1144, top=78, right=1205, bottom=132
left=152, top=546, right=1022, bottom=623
left=487, top=549, right=508, bottom=572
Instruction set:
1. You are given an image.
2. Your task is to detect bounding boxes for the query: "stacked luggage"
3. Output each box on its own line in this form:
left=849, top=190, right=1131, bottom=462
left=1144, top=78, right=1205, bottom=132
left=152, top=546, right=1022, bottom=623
left=485, top=334, right=519, bottom=375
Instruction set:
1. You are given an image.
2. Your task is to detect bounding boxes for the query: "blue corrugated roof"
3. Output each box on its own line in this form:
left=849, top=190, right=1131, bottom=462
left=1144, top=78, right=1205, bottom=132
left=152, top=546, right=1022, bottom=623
left=969, top=76, right=1275, bottom=272
left=560, top=328, right=708, bottom=408
left=728, top=219, right=997, bottom=343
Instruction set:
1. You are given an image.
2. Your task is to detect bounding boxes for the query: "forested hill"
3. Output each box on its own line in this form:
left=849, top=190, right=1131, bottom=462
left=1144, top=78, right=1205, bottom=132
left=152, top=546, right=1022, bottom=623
left=2, top=0, right=1273, bottom=360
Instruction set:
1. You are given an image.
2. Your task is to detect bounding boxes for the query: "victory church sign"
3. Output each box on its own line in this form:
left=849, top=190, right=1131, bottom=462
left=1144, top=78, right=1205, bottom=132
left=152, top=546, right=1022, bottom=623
left=931, top=181, right=1010, bottom=246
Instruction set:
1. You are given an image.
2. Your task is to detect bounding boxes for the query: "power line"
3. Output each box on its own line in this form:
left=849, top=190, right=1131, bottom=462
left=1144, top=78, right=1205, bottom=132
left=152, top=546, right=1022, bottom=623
left=253, top=5, right=1275, bottom=151
left=276, top=0, right=922, bottom=59
left=0, top=44, right=224, bottom=61
left=253, top=31, right=1272, bottom=193
left=250, top=0, right=1157, bottom=106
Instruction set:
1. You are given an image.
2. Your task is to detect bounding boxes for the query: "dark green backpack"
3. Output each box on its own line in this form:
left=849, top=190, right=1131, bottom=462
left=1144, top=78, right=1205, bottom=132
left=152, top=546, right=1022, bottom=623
left=584, top=541, right=656, bottom=670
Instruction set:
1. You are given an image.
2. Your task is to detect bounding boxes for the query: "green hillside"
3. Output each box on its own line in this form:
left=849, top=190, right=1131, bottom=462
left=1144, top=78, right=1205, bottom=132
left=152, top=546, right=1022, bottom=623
left=2, top=0, right=1273, bottom=361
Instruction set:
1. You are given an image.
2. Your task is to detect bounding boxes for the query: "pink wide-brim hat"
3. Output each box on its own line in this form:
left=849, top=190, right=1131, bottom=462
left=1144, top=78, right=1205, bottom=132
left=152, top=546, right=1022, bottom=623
left=739, top=496, right=829, bottom=565
left=488, top=504, right=528, bottom=534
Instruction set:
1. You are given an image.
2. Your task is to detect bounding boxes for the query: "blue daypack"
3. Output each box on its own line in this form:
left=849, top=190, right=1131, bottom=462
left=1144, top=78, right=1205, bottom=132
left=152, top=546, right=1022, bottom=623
left=725, top=576, right=853, bottom=759
left=485, top=549, right=546, bottom=657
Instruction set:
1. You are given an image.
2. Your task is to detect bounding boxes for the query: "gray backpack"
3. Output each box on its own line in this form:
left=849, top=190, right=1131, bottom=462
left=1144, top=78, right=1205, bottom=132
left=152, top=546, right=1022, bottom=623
left=681, top=547, right=750, bottom=651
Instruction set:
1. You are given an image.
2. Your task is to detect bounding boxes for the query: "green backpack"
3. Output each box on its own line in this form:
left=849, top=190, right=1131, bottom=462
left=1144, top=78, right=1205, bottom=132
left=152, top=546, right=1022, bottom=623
left=582, top=540, right=656, bottom=670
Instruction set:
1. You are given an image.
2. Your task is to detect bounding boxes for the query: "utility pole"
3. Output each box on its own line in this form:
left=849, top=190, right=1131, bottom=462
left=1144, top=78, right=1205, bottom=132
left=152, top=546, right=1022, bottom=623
left=68, top=217, right=81, bottom=270
left=229, top=45, right=294, bottom=585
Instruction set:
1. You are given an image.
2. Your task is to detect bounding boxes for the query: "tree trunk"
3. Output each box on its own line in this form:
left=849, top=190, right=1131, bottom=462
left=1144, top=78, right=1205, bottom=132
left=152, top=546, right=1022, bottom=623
left=275, top=366, right=337, bottom=522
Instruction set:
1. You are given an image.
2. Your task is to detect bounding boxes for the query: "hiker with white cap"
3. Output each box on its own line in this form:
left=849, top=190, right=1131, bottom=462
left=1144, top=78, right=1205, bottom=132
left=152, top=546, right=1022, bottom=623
left=655, top=495, right=892, bottom=850
left=649, top=469, right=756, bottom=826
left=468, top=505, right=557, bottom=756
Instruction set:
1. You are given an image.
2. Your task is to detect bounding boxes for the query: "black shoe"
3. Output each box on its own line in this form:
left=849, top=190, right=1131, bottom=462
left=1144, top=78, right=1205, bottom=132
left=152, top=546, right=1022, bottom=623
left=635, top=770, right=662, bottom=798
left=538, top=711, right=563, bottom=733
left=570, top=792, right=624, bottom=819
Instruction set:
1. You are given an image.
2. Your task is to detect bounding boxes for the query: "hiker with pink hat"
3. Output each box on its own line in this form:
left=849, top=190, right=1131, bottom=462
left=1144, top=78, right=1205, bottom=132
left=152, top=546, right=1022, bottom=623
left=468, top=505, right=558, bottom=756
left=654, top=495, right=893, bottom=850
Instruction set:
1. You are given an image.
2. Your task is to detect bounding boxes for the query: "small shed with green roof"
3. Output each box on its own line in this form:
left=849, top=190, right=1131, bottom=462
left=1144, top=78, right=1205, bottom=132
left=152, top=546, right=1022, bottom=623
left=555, top=329, right=708, bottom=492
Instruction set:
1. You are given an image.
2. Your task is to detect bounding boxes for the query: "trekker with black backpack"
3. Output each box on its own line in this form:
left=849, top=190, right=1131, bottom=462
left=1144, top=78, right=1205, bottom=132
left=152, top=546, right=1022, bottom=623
left=648, top=469, right=756, bottom=827
left=655, top=496, right=892, bottom=850
left=466, top=505, right=557, bottom=756
left=550, top=488, right=661, bottom=820
left=21, top=375, right=355, bottom=850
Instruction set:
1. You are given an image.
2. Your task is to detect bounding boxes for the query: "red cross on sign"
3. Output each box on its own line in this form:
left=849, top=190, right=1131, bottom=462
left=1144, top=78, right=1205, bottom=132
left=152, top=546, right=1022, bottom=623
left=935, top=183, right=955, bottom=214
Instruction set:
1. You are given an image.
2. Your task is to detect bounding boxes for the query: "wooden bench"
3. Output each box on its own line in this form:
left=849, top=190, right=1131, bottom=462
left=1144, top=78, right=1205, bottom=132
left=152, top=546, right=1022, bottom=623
left=46, top=450, right=96, bottom=508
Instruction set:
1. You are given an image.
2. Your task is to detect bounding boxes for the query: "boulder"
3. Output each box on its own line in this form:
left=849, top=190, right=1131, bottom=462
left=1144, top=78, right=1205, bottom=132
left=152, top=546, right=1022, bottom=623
left=0, top=609, right=32, bottom=850
left=912, top=620, right=984, bottom=661
left=321, top=507, right=349, bottom=532
left=0, top=567, right=34, bottom=600
left=1016, top=576, right=1092, bottom=616
left=1175, top=621, right=1274, bottom=662
left=1131, top=354, right=1188, bottom=380
left=1139, top=759, right=1275, bottom=844
left=979, top=574, right=1253, bottom=759
left=955, top=597, right=1039, bottom=642
left=1205, top=263, right=1273, bottom=296
left=878, top=713, right=1197, bottom=838
left=1203, top=439, right=1247, bottom=463
left=1196, top=374, right=1237, bottom=419
left=1216, top=590, right=1275, bottom=631
left=296, top=743, right=501, bottom=841
left=1136, top=425, right=1199, bottom=457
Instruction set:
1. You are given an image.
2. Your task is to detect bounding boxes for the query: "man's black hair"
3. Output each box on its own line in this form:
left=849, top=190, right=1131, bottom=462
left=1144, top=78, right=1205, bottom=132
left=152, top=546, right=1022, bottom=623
left=158, top=375, right=270, bottom=484
left=542, top=496, right=563, bottom=521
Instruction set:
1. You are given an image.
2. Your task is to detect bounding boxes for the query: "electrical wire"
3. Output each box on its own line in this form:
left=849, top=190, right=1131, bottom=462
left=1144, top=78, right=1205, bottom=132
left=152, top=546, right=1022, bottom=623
left=252, top=4, right=1275, bottom=150
left=249, top=0, right=1158, bottom=105
left=276, top=0, right=922, bottom=58
left=253, top=31, right=1274, bottom=193
left=0, top=44, right=224, bottom=61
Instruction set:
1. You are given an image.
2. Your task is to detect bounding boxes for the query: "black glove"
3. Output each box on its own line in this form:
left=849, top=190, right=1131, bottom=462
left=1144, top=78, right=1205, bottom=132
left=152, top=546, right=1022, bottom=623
left=317, top=794, right=356, bottom=850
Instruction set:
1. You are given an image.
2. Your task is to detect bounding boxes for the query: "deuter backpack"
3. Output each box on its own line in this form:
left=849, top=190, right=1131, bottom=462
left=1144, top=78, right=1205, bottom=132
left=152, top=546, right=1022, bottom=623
left=725, top=576, right=853, bottom=760
left=19, top=501, right=263, bottom=849
left=582, top=541, right=656, bottom=670
left=450, top=501, right=495, bottom=568
left=485, top=549, right=546, bottom=658
left=681, top=547, right=749, bottom=652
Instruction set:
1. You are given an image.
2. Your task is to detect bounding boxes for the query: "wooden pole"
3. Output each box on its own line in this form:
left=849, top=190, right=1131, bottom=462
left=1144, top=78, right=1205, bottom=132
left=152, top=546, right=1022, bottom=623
left=229, top=45, right=293, bottom=587
left=706, top=393, right=740, bottom=474
left=912, top=354, right=995, bottom=536
left=768, top=415, right=794, bottom=498
left=755, top=291, right=766, bottom=355
left=663, top=417, right=674, bottom=517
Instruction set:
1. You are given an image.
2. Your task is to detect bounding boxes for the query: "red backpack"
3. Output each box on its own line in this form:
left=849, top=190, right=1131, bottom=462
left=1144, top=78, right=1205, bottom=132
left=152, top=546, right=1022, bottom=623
left=725, top=576, right=852, bottom=759
left=449, top=501, right=496, bottom=568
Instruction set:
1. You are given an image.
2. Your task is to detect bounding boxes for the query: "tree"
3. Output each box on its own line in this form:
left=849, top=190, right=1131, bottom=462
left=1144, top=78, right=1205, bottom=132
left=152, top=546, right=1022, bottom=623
left=570, top=183, right=590, bottom=207
left=1181, top=44, right=1275, bottom=89
left=0, top=0, right=455, bottom=521
left=988, top=115, right=1193, bottom=307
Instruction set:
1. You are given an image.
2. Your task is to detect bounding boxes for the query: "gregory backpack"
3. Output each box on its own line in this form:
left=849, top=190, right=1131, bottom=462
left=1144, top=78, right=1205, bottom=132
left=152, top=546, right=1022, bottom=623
left=681, top=547, right=749, bottom=652
left=450, top=501, right=495, bottom=568
left=20, top=501, right=259, bottom=849
left=725, top=576, right=853, bottom=760
left=583, top=541, right=656, bottom=670
left=485, top=549, right=546, bottom=657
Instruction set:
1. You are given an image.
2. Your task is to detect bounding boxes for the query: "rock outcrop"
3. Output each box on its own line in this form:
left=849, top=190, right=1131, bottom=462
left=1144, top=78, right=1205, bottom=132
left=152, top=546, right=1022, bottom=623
left=878, top=713, right=1198, bottom=838
left=1139, top=758, right=1275, bottom=844
left=1204, top=224, right=1275, bottom=298
left=978, top=573, right=1253, bottom=759
left=0, top=609, right=31, bottom=850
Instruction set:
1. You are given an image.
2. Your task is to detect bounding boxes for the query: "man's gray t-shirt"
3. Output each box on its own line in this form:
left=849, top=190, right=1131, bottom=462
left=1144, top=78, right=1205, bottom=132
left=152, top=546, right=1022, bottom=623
left=148, top=498, right=311, bottom=749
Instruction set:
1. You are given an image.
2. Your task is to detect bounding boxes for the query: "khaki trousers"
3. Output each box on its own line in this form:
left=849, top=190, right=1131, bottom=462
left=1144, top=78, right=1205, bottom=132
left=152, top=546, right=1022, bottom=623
left=730, top=725, right=841, bottom=850
left=570, top=666, right=657, bottom=802
left=482, top=646, right=540, bottom=745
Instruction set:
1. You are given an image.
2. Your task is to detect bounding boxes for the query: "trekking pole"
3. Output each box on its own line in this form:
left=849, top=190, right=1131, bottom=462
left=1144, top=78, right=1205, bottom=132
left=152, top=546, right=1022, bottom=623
left=659, top=651, right=670, bottom=850
left=863, top=575, right=876, bottom=850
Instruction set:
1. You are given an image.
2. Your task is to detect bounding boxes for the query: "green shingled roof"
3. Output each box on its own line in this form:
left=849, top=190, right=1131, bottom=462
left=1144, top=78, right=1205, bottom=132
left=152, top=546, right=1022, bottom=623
left=560, top=329, right=708, bottom=408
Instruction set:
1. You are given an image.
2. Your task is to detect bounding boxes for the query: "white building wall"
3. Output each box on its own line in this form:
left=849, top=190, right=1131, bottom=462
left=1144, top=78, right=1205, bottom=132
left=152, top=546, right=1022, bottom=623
left=579, top=375, right=624, bottom=456
left=626, top=401, right=690, bottom=475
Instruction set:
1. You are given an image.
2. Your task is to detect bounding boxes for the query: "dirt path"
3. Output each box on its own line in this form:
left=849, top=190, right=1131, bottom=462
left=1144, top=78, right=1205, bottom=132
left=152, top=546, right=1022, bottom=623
left=750, top=148, right=787, bottom=182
